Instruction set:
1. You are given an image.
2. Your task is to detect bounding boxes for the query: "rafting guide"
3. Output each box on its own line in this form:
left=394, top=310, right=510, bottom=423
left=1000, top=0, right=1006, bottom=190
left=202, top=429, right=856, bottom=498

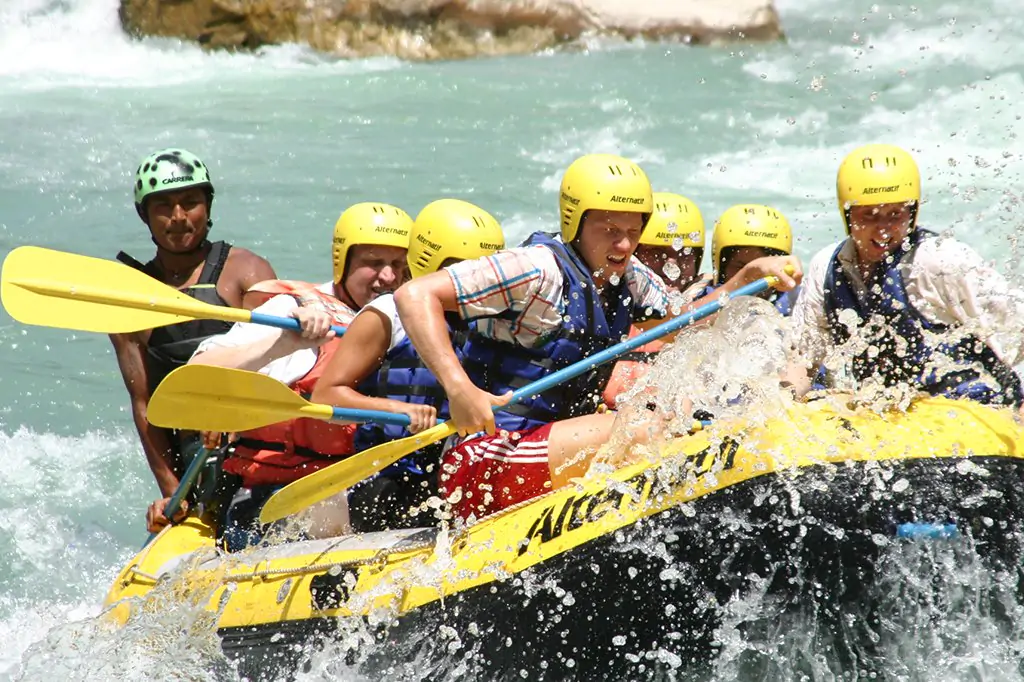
left=111, top=148, right=277, bottom=513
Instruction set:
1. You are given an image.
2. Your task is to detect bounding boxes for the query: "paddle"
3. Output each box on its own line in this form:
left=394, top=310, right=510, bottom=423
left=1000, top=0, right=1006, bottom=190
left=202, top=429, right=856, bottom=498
left=0, top=246, right=347, bottom=335
left=147, top=364, right=422, bottom=433
left=143, top=445, right=212, bottom=548
left=258, top=274, right=783, bottom=525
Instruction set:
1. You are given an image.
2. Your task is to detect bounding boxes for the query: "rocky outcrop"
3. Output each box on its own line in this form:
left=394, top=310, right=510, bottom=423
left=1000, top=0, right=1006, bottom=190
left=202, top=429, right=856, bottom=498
left=119, top=0, right=783, bottom=60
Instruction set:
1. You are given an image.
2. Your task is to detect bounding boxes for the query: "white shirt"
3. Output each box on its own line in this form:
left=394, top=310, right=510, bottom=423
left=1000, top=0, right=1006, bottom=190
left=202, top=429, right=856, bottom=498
left=361, top=294, right=406, bottom=353
left=192, top=281, right=335, bottom=386
left=791, top=234, right=1024, bottom=372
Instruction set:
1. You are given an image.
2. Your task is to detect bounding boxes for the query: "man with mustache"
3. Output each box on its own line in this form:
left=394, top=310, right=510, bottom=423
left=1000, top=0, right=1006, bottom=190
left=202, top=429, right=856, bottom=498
left=111, top=149, right=277, bottom=515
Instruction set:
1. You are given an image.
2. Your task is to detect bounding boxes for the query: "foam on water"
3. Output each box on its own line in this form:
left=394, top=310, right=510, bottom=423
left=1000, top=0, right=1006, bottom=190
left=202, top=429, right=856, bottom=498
left=0, top=427, right=148, bottom=678
left=497, top=212, right=547, bottom=246
left=665, top=69, right=1024, bottom=267
left=532, top=107, right=667, bottom=194
left=709, top=533, right=1024, bottom=680
left=767, top=0, right=1024, bottom=82
left=825, top=9, right=1022, bottom=74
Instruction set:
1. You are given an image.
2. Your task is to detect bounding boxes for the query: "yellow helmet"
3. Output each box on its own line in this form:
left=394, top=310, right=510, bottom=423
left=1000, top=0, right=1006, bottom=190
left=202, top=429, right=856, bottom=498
left=640, top=192, right=704, bottom=249
left=331, top=202, right=413, bottom=283
left=712, top=204, right=793, bottom=284
left=836, top=143, right=921, bottom=233
left=407, top=199, right=505, bottom=278
left=559, top=153, right=653, bottom=243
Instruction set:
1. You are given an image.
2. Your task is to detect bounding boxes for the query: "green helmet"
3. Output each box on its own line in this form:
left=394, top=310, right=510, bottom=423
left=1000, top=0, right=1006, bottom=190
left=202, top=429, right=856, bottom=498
left=133, top=148, right=214, bottom=222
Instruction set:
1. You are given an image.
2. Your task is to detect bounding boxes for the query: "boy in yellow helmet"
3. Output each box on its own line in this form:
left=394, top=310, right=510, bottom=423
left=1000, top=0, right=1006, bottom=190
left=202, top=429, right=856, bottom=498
left=709, top=204, right=797, bottom=315
left=395, top=154, right=800, bottom=523
left=147, top=203, right=413, bottom=546
left=633, top=192, right=708, bottom=292
left=312, top=199, right=506, bottom=531
left=601, top=192, right=711, bottom=410
left=788, top=144, right=1024, bottom=406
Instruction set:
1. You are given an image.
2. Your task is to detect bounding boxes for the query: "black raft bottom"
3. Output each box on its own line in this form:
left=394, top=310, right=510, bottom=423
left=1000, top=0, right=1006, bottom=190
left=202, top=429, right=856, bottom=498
left=220, top=456, right=1024, bottom=681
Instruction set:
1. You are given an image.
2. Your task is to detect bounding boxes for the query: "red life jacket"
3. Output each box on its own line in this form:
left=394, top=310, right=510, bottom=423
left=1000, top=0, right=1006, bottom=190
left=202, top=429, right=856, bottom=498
left=600, top=325, right=665, bottom=411
left=223, top=280, right=359, bottom=488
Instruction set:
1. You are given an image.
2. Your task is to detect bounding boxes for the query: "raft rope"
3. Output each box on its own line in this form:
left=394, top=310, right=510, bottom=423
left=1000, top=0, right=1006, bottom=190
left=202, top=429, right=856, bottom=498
left=219, top=536, right=438, bottom=583
left=222, top=557, right=373, bottom=582
left=127, top=566, right=162, bottom=582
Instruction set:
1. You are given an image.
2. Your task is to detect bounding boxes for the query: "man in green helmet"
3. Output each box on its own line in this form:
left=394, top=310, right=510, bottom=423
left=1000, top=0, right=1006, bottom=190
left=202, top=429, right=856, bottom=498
left=110, top=148, right=277, bottom=507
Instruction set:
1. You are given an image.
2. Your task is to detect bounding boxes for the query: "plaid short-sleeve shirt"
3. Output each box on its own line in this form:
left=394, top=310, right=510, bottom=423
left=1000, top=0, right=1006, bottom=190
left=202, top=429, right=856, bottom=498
left=444, top=244, right=669, bottom=347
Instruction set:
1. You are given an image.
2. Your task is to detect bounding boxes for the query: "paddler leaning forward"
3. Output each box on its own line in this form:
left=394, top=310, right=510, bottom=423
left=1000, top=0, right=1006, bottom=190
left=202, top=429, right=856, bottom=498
left=394, top=153, right=802, bottom=523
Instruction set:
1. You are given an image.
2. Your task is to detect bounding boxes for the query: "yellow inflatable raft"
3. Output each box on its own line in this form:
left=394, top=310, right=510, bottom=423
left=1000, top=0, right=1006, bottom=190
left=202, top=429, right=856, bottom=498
left=103, top=397, right=1024, bottom=680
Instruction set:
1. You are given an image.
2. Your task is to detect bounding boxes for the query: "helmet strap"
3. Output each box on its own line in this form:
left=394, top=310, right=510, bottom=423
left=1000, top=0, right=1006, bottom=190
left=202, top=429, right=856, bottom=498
left=336, top=279, right=359, bottom=310
left=335, top=252, right=359, bottom=310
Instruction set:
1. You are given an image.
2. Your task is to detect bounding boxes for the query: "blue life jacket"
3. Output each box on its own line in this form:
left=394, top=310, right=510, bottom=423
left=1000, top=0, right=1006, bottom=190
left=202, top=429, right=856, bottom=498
left=822, top=229, right=1023, bottom=406
left=460, top=232, right=646, bottom=432
left=354, top=313, right=468, bottom=453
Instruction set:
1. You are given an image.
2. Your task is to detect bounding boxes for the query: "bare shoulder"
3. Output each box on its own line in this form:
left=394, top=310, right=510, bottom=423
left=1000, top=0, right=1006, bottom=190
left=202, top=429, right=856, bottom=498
left=224, top=245, right=276, bottom=278
left=223, top=245, right=277, bottom=292
left=212, top=245, right=276, bottom=308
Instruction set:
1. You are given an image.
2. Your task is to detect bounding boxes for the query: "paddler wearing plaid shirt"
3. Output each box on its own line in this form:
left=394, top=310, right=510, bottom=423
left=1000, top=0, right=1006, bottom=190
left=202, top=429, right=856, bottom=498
left=395, top=153, right=802, bottom=522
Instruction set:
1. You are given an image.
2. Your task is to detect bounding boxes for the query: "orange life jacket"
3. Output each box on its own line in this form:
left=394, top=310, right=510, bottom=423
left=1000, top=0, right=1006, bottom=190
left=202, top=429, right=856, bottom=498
left=600, top=325, right=665, bottom=411
left=223, top=280, right=359, bottom=488
left=601, top=276, right=711, bottom=410
left=245, top=279, right=352, bottom=317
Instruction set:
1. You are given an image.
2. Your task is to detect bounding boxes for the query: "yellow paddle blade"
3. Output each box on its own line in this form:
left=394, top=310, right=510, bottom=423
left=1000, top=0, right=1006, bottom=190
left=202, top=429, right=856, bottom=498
left=148, top=365, right=334, bottom=433
left=258, top=420, right=458, bottom=525
left=0, top=246, right=252, bottom=333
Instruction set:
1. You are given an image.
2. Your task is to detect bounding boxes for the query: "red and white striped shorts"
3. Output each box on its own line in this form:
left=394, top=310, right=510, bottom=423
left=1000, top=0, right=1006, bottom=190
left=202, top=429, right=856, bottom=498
left=439, top=424, right=555, bottom=521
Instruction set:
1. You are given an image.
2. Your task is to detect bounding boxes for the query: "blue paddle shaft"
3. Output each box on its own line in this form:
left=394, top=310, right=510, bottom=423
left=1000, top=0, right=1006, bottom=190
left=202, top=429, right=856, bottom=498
left=506, top=277, right=775, bottom=406
left=330, top=406, right=418, bottom=426
left=249, top=311, right=346, bottom=336
left=143, top=445, right=212, bottom=548
left=246, top=315, right=417, bottom=425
